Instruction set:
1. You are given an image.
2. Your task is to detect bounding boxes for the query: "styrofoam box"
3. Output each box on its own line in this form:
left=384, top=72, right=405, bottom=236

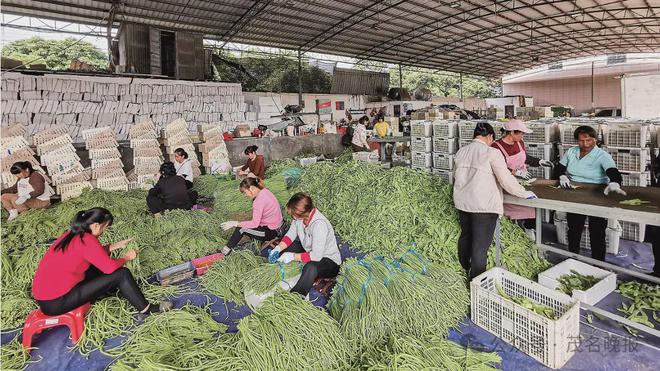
left=432, top=120, right=458, bottom=138
left=412, top=151, right=432, bottom=168
left=538, top=258, right=616, bottom=305
left=471, top=268, right=580, bottom=369
left=432, top=137, right=458, bottom=154
left=621, top=171, right=650, bottom=187
left=409, top=120, right=432, bottom=137
left=432, top=153, right=453, bottom=170
left=432, top=168, right=454, bottom=184
left=525, top=143, right=556, bottom=161
left=411, top=136, right=432, bottom=152
left=554, top=216, right=620, bottom=255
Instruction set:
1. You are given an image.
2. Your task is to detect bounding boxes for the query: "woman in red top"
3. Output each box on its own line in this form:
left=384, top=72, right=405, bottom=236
left=238, top=145, right=266, bottom=185
left=32, top=208, right=172, bottom=316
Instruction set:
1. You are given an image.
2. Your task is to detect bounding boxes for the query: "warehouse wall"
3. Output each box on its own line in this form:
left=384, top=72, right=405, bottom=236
left=502, top=75, right=620, bottom=114
left=243, top=92, right=366, bottom=120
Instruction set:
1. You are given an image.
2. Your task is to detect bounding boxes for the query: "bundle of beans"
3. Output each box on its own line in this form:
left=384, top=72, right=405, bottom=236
left=200, top=250, right=263, bottom=305
left=1, top=246, right=47, bottom=330
left=0, top=337, right=34, bottom=370
left=298, top=161, right=550, bottom=279
left=264, top=159, right=297, bottom=179
left=241, top=261, right=304, bottom=295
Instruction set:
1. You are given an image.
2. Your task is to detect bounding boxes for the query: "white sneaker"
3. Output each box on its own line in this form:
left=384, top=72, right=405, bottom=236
left=7, top=209, right=18, bottom=221
left=525, top=228, right=536, bottom=241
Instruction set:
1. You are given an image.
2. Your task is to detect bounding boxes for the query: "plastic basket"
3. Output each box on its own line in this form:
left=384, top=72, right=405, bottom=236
left=619, top=221, right=646, bottom=242
left=352, top=152, right=379, bottom=163
left=554, top=216, right=620, bottom=254
left=134, top=147, right=163, bottom=158
left=128, top=181, right=153, bottom=190
left=525, top=143, right=555, bottom=161
left=471, top=267, right=580, bottom=369
left=524, top=123, right=558, bottom=143
left=459, top=138, right=473, bottom=148
left=95, top=176, right=129, bottom=191
left=458, top=121, right=477, bottom=139
left=0, top=123, right=26, bottom=138
left=163, top=119, right=189, bottom=136
left=130, top=138, right=160, bottom=149
left=560, top=123, right=600, bottom=144
left=32, top=126, right=69, bottom=146
left=133, top=156, right=162, bottom=167
left=528, top=166, right=551, bottom=180
left=409, top=120, right=432, bottom=137
left=41, top=149, right=79, bottom=167
left=51, top=168, right=92, bottom=186
left=192, top=253, right=225, bottom=276
left=91, top=158, right=123, bottom=170
left=81, top=127, right=114, bottom=141
left=85, top=136, right=119, bottom=150
left=432, top=137, right=458, bottom=154
left=89, top=147, right=121, bottom=160
left=156, top=261, right=195, bottom=286
left=36, top=134, right=73, bottom=155
left=432, top=153, right=453, bottom=170
left=604, top=123, right=650, bottom=148
left=432, top=120, right=458, bottom=138
left=1, top=148, right=40, bottom=172
left=299, top=157, right=318, bottom=167
left=431, top=168, right=454, bottom=184
left=537, top=259, right=616, bottom=305
left=410, top=165, right=432, bottom=173
left=412, top=151, right=432, bottom=168
left=603, top=148, right=649, bottom=172
left=46, top=158, right=84, bottom=177
left=57, top=181, right=93, bottom=201
left=1, top=136, right=31, bottom=157
left=620, top=171, right=650, bottom=187
left=92, top=166, right=126, bottom=180
left=411, top=137, right=433, bottom=152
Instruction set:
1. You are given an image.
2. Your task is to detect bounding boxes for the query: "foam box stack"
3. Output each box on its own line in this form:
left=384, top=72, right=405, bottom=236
left=246, top=96, right=283, bottom=125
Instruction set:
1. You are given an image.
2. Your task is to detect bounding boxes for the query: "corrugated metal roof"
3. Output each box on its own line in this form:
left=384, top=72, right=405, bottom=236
left=2, top=0, right=659, bottom=77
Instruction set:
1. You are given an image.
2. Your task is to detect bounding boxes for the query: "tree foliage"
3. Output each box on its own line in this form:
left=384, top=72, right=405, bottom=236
left=2, top=37, right=108, bottom=70
left=390, top=67, right=500, bottom=98
left=212, top=50, right=332, bottom=93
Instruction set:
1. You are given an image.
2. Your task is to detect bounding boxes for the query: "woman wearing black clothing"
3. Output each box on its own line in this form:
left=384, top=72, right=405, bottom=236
left=146, top=162, right=192, bottom=217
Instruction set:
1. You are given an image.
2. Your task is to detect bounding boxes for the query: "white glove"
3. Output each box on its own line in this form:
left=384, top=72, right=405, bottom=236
left=559, top=175, right=571, bottom=189
left=514, top=169, right=532, bottom=180
left=15, top=195, right=29, bottom=205
left=539, top=159, right=554, bottom=168
left=604, top=182, right=627, bottom=196
left=277, top=252, right=296, bottom=264
left=220, top=221, right=239, bottom=231
left=525, top=191, right=538, bottom=200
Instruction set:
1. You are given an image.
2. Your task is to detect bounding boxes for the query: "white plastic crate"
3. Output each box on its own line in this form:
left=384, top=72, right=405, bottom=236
left=352, top=151, right=379, bottom=163
left=91, top=158, right=123, bottom=170
left=458, top=121, right=477, bottom=139
left=557, top=144, right=573, bottom=159
left=432, top=120, right=458, bottom=138
left=432, top=137, right=458, bottom=154
left=51, top=168, right=92, bottom=186
left=85, top=137, right=119, bottom=150
left=131, top=138, right=161, bottom=149
left=527, top=166, right=551, bottom=180
left=432, top=153, right=453, bottom=170
left=412, top=151, right=432, bottom=168
left=432, top=168, right=454, bottom=184
left=604, top=148, right=650, bottom=172
left=538, top=259, right=616, bottom=305
left=620, top=171, right=650, bottom=187
left=471, top=268, right=580, bottom=369
left=95, top=176, right=129, bottom=191
left=36, top=134, right=73, bottom=155
left=604, top=123, right=650, bottom=148
left=299, top=157, right=318, bottom=167
left=560, top=123, right=600, bottom=144
left=46, top=158, right=84, bottom=177
left=410, top=120, right=433, bottom=137
left=554, top=217, right=620, bottom=255
left=620, top=221, right=646, bottom=242
left=525, top=143, right=556, bottom=161
left=32, top=126, right=69, bottom=146
left=92, top=166, right=126, bottom=180
left=57, top=181, right=92, bottom=201
left=89, top=147, right=121, bottom=160
left=81, top=127, right=114, bottom=141
left=524, top=123, right=558, bottom=143
left=410, top=165, right=432, bottom=173
left=459, top=138, right=473, bottom=148
left=40, top=145, right=78, bottom=166
left=411, top=137, right=433, bottom=152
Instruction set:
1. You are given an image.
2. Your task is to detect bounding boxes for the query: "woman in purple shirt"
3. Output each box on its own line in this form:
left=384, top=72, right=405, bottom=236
left=220, top=177, right=284, bottom=255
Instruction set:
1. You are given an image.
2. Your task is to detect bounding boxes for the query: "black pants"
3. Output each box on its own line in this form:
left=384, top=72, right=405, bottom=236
left=566, top=213, right=607, bottom=261
left=36, top=267, right=149, bottom=316
left=146, top=195, right=190, bottom=214
left=514, top=218, right=535, bottom=230
left=457, top=211, right=499, bottom=280
left=645, top=225, right=660, bottom=277
left=226, top=226, right=279, bottom=249
left=282, top=241, right=340, bottom=296
left=183, top=181, right=198, bottom=205
left=352, top=144, right=369, bottom=152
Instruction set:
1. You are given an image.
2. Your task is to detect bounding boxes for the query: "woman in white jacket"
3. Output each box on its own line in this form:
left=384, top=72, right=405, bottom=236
left=1, top=161, right=54, bottom=221
left=453, top=122, right=537, bottom=280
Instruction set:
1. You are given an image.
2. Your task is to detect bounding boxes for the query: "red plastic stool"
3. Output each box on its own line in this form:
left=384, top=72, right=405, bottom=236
left=22, top=303, right=91, bottom=349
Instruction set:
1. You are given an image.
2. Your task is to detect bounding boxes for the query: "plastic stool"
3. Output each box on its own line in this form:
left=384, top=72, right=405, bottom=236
left=22, top=303, right=91, bottom=349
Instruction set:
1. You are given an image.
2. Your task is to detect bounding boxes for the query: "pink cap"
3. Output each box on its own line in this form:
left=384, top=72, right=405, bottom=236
left=503, top=119, right=533, bottom=133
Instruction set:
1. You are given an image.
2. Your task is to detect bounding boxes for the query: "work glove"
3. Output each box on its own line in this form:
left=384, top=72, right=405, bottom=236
left=268, top=247, right=281, bottom=264
left=603, top=182, right=627, bottom=196
left=559, top=175, right=571, bottom=189
left=277, top=252, right=296, bottom=264
left=220, top=221, right=239, bottom=231
left=514, top=169, right=532, bottom=180
left=15, top=195, right=29, bottom=205
left=525, top=191, right=538, bottom=200
left=539, top=159, right=554, bottom=168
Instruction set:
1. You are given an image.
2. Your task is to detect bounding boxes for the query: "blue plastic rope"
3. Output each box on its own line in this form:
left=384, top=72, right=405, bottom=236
left=277, top=262, right=286, bottom=281
left=357, top=261, right=373, bottom=306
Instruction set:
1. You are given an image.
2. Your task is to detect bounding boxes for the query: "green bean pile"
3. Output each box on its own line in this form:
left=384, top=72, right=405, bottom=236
left=242, top=260, right=304, bottom=296
left=192, top=174, right=234, bottom=197
left=298, top=161, right=551, bottom=279
left=200, top=250, right=263, bottom=305
left=1, top=246, right=46, bottom=330
left=0, top=337, right=34, bottom=371
left=362, top=335, right=501, bottom=370
left=264, top=159, right=297, bottom=179
left=107, top=305, right=231, bottom=370
left=616, top=281, right=659, bottom=335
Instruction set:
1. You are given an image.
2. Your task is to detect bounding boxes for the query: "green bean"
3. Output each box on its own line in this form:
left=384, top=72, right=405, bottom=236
left=199, top=250, right=263, bottom=305
left=0, top=337, right=36, bottom=371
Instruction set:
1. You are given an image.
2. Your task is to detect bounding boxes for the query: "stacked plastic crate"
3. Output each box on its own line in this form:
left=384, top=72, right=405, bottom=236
left=409, top=120, right=433, bottom=172
left=162, top=119, right=202, bottom=179
left=83, top=127, right=128, bottom=192
left=557, top=120, right=601, bottom=158
left=523, top=120, right=559, bottom=180
left=458, top=120, right=503, bottom=149
left=431, top=120, right=458, bottom=184
left=128, top=120, right=162, bottom=189
left=198, top=125, right=232, bottom=175
left=0, top=124, right=51, bottom=190
left=603, top=121, right=653, bottom=242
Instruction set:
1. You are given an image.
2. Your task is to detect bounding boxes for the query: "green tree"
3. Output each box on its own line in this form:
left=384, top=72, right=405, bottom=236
left=2, top=36, right=108, bottom=70
left=389, top=67, right=500, bottom=98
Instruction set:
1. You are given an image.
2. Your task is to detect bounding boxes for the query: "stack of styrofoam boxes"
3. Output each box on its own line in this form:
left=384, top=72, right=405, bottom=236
left=83, top=127, right=128, bottom=192
left=0, top=72, right=249, bottom=142
left=247, top=96, right=283, bottom=126
left=431, top=120, right=458, bottom=184
left=603, top=121, right=653, bottom=242
left=410, top=120, right=433, bottom=172
left=162, top=119, right=202, bottom=179
left=198, top=125, right=232, bottom=175
left=554, top=211, right=622, bottom=254
left=523, top=120, right=559, bottom=180
left=128, top=120, right=162, bottom=190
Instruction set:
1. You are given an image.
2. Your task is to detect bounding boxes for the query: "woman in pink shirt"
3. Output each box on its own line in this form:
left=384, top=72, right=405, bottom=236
left=220, top=177, right=284, bottom=255
left=32, top=208, right=172, bottom=316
